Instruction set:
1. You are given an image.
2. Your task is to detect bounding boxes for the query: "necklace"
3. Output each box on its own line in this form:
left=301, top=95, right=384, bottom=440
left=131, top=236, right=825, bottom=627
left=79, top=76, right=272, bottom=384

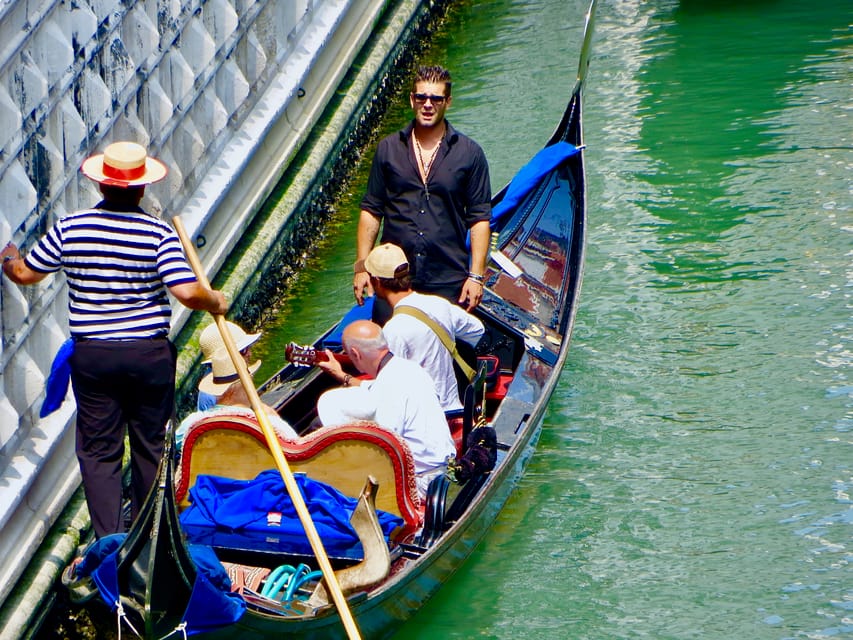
left=413, top=130, right=443, bottom=179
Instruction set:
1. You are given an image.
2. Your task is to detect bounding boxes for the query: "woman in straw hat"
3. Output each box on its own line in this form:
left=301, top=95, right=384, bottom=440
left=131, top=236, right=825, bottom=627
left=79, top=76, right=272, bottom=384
left=176, top=347, right=297, bottom=449
left=196, top=320, right=262, bottom=411
left=1, top=141, right=227, bottom=538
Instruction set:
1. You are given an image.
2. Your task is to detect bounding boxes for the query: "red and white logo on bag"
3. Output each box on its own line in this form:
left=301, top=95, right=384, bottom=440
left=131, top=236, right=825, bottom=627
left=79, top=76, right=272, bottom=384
left=267, top=511, right=282, bottom=527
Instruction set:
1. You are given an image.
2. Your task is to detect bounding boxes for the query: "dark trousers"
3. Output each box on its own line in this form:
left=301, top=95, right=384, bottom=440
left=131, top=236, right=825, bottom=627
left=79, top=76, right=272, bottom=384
left=70, top=338, right=176, bottom=538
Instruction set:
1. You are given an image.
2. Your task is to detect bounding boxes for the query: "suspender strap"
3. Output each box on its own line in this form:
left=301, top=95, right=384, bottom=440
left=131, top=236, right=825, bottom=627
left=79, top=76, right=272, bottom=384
left=393, top=306, right=476, bottom=381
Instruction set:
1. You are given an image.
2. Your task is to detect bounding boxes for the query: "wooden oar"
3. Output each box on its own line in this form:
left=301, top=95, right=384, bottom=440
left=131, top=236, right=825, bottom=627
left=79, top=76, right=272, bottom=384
left=173, top=216, right=362, bottom=640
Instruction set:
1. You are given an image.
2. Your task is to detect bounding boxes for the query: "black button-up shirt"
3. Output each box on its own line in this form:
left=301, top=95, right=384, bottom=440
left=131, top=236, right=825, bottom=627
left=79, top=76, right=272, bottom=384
left=361, top=120, right=491, bottom=298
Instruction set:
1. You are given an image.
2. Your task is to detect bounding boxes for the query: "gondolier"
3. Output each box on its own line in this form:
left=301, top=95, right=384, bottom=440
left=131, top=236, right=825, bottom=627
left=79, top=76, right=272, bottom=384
left=1, top=141, right=227, bottom=538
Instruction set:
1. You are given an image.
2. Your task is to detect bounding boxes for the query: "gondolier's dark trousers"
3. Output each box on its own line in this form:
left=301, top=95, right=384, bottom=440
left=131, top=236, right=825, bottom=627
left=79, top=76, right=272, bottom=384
left=70, top=337, right=176, bottom=538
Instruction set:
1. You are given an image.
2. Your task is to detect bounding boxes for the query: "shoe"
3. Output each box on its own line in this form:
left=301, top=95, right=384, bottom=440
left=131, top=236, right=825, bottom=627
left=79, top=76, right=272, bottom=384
left=61, top=556, right=97, bottom=603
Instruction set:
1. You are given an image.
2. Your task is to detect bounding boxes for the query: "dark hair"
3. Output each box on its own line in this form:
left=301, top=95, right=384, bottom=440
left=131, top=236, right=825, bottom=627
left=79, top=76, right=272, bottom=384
left=371, top=269, right=412, bottom=293
left=99, top=184, right=145, bottom=206
left=413, top=65, right=452, bottom=97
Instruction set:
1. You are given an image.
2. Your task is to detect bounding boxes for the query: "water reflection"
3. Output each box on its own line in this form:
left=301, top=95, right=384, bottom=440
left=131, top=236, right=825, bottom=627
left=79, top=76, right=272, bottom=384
left=635, top=0, right=851, bottom=288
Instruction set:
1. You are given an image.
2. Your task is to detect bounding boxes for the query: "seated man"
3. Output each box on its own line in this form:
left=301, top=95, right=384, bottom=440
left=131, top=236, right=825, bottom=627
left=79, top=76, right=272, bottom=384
left=315, top=320, right=455, bottom=495
left=177, top=348, right=297, bottom=448
left=364, top=243, right=484, bottom=412
left=196, top=321, right=262, bottom=410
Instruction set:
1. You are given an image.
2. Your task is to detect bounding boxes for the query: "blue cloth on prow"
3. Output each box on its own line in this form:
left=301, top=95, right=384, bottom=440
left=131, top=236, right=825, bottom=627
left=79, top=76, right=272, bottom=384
left=77, top=533, right=246, bottom=635
left=322, top=297, right=375, bottom=350
left=490, top=141, right=581, bottom=227
left=41, top=338, right=74, bottom=417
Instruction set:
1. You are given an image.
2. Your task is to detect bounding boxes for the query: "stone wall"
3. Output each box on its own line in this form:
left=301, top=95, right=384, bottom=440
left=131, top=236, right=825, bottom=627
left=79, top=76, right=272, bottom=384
left=0, top=0, right=396, bottom=616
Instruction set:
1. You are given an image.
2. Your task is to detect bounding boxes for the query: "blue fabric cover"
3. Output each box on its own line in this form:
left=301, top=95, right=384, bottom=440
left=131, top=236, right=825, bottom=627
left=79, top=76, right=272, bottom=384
left=197, top=389, right=216, bottom=411
left=180, top=470, right=403, bottom=558
left=322, top=297, right=375, bottom=350
left=180, top=547, right=246, bottom=635
left=77, top=534, right=245, bottom=635
left=41, top=338, right=74, bottom=417
left=490, top=141, right=581, bottom=227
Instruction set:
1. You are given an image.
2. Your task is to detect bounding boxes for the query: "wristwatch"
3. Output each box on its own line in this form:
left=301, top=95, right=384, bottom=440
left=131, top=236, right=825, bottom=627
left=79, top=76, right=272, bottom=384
left=353, top=259, right=366, bottom=274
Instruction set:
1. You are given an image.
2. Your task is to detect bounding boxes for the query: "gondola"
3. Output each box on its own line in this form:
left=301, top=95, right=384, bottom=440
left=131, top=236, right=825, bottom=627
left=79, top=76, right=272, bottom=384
left=65, top=1, right=597, bottom=637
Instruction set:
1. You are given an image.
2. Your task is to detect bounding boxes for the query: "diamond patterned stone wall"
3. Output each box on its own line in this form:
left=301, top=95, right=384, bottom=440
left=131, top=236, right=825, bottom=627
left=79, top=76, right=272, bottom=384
left=0, top=0, right=389, bottom=612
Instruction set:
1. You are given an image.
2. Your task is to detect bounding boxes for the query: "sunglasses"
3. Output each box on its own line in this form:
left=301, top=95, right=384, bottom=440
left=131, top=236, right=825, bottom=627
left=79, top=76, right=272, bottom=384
left=412, top=93, right=447, bottom=105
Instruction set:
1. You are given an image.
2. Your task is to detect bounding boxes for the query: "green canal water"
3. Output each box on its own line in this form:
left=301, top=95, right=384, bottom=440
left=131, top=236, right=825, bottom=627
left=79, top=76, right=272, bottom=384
left=33, top=0, right=850, bottom=638
left=251, top=0, right=851, bottom=638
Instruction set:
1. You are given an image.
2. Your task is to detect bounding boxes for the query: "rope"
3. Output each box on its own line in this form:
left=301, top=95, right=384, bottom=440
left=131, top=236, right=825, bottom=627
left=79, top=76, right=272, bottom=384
left=157, top=622, right=188, bottom=640
left=116, top=600, right=189, bottom=640
left=115, top=601, right=142, bottom=639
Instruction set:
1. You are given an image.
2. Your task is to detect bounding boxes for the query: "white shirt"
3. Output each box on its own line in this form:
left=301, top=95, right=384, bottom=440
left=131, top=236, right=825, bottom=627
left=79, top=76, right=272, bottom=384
left=383, top=292, right=484, bottom=412
left=317, top=356, right=455, bottom=477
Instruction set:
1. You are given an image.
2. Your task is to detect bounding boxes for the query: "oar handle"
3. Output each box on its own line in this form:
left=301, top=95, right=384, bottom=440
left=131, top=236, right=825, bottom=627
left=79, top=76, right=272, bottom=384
left=173, top=216, right=362, bottom=640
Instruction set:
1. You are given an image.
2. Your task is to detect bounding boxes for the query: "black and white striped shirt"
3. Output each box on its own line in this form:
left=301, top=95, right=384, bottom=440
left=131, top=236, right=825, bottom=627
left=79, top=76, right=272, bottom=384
left=25, top=206, right=197, bottom=339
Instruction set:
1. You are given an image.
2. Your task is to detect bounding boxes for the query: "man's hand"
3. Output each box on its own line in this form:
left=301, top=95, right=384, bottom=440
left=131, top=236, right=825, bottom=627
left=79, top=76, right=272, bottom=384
left=316, top=349, right=344, bottom=378
left=353, top=271, right=373, bottom=306
left=2, top=242, right=47, bottom=285
left=355, top=210, right=381, bottom=304
left=459, top=278, right=484, bottom=311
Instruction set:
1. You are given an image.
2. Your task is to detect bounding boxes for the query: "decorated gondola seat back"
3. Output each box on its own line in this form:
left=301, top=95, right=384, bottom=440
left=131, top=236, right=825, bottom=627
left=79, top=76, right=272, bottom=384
left=176, top=414, right=422, bottom=533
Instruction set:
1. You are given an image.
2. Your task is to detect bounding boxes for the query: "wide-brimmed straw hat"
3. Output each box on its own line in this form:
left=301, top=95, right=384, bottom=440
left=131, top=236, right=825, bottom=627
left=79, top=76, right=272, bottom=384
left=364, top=243, right=409, bottom=279
left=80, top=141, right=168, bottom=187
left=199, top=321, right=262, bottom=364
left=198, top=348, right=262, bottom=397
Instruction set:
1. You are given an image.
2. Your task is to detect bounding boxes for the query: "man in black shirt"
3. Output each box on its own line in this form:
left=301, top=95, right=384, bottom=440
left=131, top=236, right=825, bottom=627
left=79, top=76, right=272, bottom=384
left=354, top=65, right=492, bottom=314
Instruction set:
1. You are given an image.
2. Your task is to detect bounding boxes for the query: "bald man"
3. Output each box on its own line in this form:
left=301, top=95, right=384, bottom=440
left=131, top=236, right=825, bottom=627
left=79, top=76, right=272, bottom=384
left=316, top=320, right=454, bottom=495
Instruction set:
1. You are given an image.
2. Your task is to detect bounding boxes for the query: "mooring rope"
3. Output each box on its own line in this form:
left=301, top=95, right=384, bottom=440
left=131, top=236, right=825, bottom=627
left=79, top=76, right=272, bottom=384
left=114, top=601, right=142, bottom=639
left=158, top=621, right=188, bottom=640
left=114, top=601, right=189, bottom=640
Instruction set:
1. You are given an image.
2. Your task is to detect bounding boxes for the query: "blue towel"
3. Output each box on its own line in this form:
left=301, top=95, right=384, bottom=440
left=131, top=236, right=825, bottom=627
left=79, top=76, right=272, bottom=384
left=41, top=338, right=74, bottom=417
left=490, top=141, right=581, bottom=226
left=180, top=470, right=402, bottom=559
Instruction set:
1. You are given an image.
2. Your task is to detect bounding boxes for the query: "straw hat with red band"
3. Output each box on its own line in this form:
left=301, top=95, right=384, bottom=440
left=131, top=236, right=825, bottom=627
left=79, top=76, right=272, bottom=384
left=80, top=141, right=168, bottom=187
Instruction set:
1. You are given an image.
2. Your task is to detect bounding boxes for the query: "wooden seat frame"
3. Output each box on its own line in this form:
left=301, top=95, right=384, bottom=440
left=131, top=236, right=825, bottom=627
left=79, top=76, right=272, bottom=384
left=175, top=414, right=422, bottom=535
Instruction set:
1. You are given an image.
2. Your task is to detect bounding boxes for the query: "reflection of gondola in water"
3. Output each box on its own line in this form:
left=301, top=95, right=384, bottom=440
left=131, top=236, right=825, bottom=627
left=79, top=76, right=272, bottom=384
left=64, top=1, right=598, bottom=637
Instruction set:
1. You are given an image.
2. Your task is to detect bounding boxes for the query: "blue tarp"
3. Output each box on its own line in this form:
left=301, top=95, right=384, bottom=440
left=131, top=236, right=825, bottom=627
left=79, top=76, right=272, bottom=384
left=77, top=534, right=246, bottom=636
left=322, top=297, right=375, bottom=350
left=490, top=141, right=581, bottom=227
left=180, top=470, right=403, bottom=559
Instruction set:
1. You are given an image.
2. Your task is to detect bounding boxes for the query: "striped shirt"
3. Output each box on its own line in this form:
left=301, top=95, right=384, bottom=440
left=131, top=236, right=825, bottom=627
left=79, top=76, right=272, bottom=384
left=25, top=206, right=197, bottom=339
